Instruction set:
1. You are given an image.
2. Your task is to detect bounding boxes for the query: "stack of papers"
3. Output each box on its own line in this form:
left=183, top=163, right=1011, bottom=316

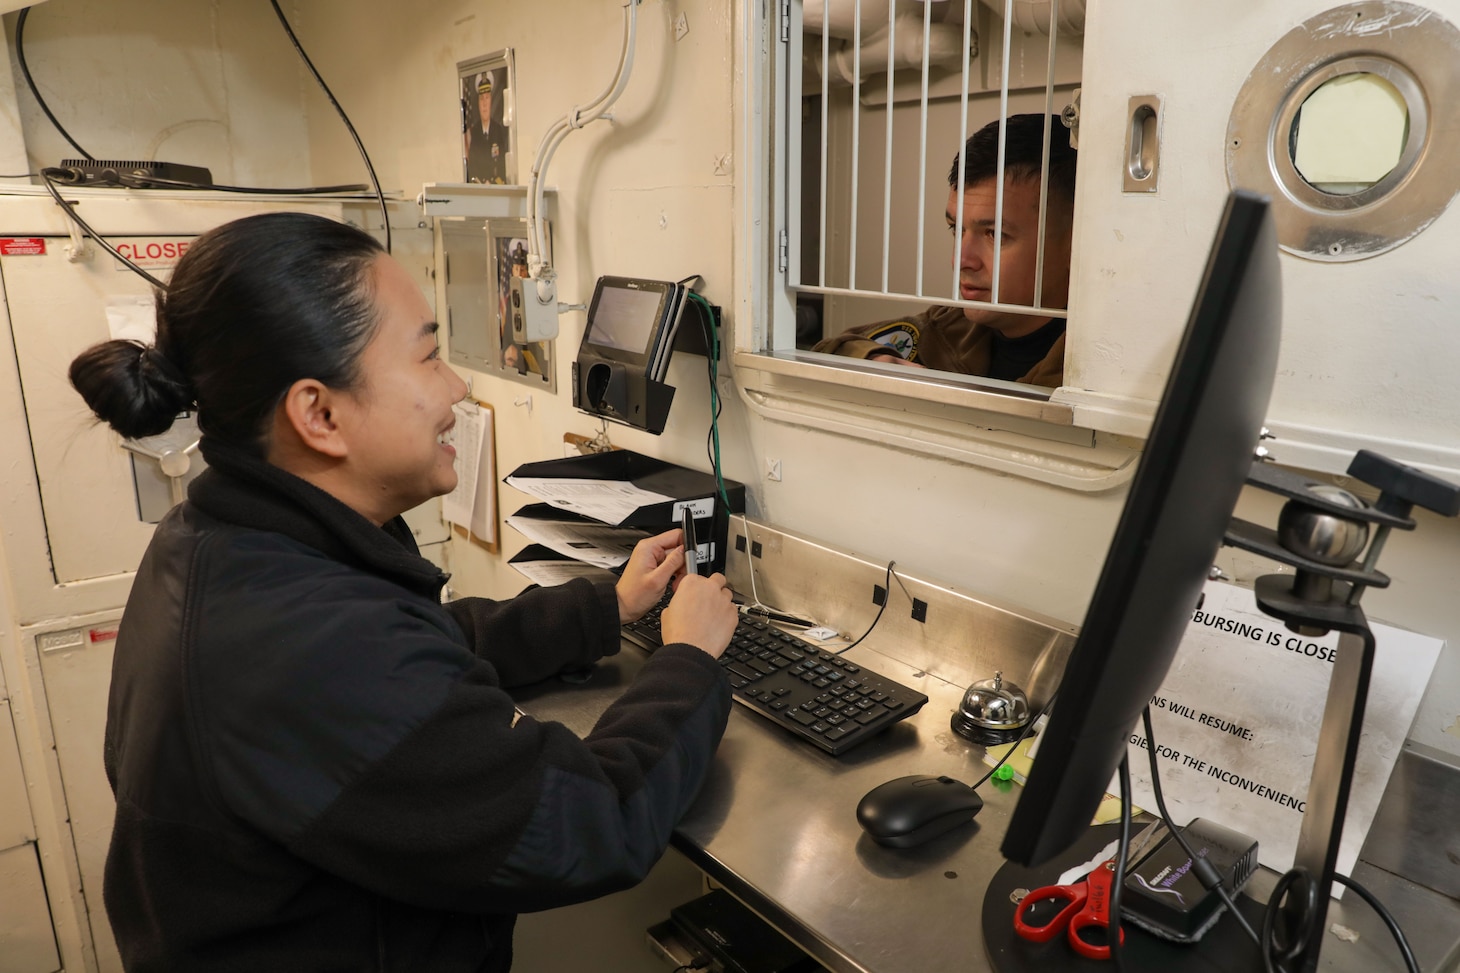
left=503, top=448, right=742, bottom=586
left=504, top=475, right=676, bottom=526
left=508, top=546, right=620, bottom=587
left=504, top=504, right=648, bottom=569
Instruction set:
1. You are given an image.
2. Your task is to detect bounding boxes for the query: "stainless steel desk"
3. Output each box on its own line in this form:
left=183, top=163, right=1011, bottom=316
left=511, top=639, right=1460, bottom=973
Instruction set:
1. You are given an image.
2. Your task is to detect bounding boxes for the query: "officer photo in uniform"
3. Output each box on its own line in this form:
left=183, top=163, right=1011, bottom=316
left=463, top=69, right=511, bottom=185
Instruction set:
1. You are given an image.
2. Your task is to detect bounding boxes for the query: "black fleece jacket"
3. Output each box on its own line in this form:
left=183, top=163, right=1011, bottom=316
left=102, top=440, right=731, bottom=972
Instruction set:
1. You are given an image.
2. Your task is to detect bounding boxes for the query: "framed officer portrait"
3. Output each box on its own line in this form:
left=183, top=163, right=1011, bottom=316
left=458, top=49, right=516, bottom=185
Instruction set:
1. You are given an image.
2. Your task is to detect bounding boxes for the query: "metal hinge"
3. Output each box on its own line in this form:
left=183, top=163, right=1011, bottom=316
left=780, top=0, right=790, bottom=42
left=777, top=229, right=789, bottom=273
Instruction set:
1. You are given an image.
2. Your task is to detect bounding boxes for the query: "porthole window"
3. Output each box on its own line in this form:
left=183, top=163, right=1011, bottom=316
left=1291, top=72, right=1409, bottom=196
left=1227, top=2, right=1460, bottom=262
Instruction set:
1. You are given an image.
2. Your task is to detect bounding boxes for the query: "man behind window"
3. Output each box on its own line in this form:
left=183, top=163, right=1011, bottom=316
left=813, top=113, right=1076, bottom=387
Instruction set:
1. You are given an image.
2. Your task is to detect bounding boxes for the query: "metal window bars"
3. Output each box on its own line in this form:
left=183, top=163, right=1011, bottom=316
left=785, top=0, right=1077, bottom=349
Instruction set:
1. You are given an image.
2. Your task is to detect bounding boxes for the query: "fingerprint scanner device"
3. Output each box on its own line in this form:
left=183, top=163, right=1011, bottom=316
left=573, top=275, right=719, bottom=434
left=1122, top=818, right=1258, bottom=943
left=668, top=889, right=821, bottom=973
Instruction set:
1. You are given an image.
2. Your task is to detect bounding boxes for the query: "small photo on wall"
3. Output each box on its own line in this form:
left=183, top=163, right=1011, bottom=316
left=489, top=218, right=555, bottom=392
left=458, top=49, right=516, bottom=185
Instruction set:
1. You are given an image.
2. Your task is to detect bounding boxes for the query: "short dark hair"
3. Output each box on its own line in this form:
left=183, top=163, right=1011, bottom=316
left=69, top=213, right=385, bottom=451
left=948, top=113, right=1077, bottom=205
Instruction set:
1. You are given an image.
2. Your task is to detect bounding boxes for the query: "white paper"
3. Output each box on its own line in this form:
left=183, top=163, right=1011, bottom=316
left=509, top=558, right=619, bottom=587
left=1058, top=842, right=1120, bottom=888
left=441, top=402, right=494, bottom=538
left=105, top=295, right=157, bottom=344
left=505, top=509, right=647, bottom=569
left=1127, top=580, right=1443, bottom=878
left=503, top=475, right=673, bottom=525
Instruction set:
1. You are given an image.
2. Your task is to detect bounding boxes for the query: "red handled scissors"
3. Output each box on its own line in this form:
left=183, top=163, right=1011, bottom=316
left=1013, top=859, right=1125, bottom=960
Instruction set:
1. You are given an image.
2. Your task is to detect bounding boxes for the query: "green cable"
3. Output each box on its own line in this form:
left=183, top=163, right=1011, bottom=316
left=687, top=291, right=731, bottom=510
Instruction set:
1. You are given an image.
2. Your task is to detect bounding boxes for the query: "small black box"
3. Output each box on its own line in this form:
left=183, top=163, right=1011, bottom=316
left=669, top=889, right=820, bottom=973
left=1122, top=817, right=1258, bottom=943
left=56, top=159, right=214, bottom=188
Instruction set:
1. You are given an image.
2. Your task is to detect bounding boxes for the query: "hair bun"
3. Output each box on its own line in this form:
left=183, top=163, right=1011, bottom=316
left=69, top=339, right=195, bottom=439
left=137, top=344, right=193, bottom=400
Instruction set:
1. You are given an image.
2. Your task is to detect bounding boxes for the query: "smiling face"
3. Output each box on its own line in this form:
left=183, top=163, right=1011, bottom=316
left=945, top=176, right=1073, bottom=338
left=334, top=255, right=469, bottom=523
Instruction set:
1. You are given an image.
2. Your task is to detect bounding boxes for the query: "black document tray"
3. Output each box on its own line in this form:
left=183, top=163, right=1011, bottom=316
left=506, top=450, right=745, bottom=530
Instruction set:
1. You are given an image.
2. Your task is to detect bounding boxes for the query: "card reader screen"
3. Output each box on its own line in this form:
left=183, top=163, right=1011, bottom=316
left=586, top=285, right=665, bottom=353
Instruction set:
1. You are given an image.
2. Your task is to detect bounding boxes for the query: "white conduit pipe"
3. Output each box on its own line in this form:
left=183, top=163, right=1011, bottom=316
left=808, top=0, right=1080, bottom=37
left=526, top=0, right=640, bottom=283
left=994, top=0, right=1085, bottom=36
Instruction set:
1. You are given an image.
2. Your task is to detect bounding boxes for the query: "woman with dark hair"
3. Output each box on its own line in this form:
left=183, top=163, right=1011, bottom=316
left=71, top=212, right=738, bottom=972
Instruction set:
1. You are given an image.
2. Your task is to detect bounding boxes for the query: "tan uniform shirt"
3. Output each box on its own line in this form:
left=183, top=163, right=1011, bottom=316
left=812, top=305, right=1065, bottom=388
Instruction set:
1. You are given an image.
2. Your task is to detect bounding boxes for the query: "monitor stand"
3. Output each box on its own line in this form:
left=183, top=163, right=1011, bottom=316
left=981, top=824, right=1266, bottom=972
left=984, top=449, right=1460, bottom=973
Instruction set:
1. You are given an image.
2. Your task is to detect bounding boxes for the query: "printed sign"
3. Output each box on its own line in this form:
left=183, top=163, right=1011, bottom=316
left=109, top=237, right=193, bottom=271
left=1127, top=580, right=1443, bottom=878
left=0, top=237, right=47, bottom=256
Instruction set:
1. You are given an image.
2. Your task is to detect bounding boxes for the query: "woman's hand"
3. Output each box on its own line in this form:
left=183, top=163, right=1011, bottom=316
left=660, top=573, right=738, bottom=659
left=616, top=529, right=686, bottom=624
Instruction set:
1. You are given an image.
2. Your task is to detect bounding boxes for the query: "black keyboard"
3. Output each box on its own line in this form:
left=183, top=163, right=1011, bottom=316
left=621, top=606, right=928, bottom=755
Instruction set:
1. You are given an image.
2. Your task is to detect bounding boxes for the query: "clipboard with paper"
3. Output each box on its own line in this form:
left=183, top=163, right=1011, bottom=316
left=441, top=398, right=498, bottom=551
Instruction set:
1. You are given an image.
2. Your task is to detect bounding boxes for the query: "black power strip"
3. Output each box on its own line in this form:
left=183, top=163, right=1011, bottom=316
left=53, top=159, right=214, bottom=188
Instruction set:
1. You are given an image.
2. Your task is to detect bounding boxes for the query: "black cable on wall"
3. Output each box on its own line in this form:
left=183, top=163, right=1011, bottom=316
left=15, top=6, right=95, bottom=161
left=268, top=0, right=391, bottom=253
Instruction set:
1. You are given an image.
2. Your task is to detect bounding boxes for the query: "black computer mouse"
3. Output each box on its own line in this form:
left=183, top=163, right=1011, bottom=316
left=855, top=774, right=984, bottom=848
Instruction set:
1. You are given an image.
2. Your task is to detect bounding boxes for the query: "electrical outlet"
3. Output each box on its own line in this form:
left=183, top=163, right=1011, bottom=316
left=872, top=585, right=887, bottom=607
left=911, top=599, right=928, bottom=623
left=751, top=540, right=763, bottom=559
left=765, top=458, right=782, bottom=481
left=735, top=534, right=747, bottom=552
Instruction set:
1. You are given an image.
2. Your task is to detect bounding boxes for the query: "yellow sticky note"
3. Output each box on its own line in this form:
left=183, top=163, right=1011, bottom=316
left=982, top=737, right=1037, bottom=784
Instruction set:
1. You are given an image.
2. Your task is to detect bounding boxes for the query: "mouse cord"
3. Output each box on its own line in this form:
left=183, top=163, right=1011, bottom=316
left=968, top=689, right=1059, bottom=789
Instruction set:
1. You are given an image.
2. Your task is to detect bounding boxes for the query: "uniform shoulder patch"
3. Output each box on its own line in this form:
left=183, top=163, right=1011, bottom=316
left=865, top=320, right=920, bottom=360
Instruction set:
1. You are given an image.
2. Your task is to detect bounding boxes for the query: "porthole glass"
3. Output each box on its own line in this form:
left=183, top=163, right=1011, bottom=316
left=1291, top=72, right=1409, bottom=196
left=1226, top=2, right=1460, bottom=262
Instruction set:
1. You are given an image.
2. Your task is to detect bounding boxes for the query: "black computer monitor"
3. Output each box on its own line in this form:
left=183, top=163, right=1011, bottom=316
left=1001, top=190, right=1281, bottom=867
